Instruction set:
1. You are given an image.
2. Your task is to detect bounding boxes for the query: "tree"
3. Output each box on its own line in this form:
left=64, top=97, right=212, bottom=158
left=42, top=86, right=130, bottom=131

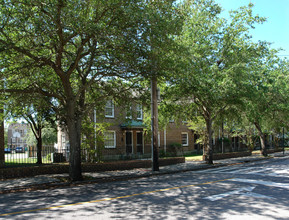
left=25, top=125, right=57, bottom=146
left=241, top=55, right=289, bottom=156
left=4, top=93, right=56, bottom=164
left=165, top=0, right=267, bottom=164
left=0, top=0, right=181, bottom=181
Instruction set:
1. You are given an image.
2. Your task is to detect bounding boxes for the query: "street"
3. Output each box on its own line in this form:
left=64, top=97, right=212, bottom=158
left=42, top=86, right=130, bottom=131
left=0, top=157, right=289, bottom=219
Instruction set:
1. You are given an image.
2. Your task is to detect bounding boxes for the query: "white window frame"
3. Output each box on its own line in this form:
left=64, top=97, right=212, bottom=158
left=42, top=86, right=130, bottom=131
left=104, top=131, right=116, bottom=149
left=136, top=104, right=143, bottom=120
left=182, top=119, right=188, bottom=124
left=61, top=135, right=66, bottom=149
left=126, top=105, right=132, bottom=119
left=105, top=100, right=114, bottom=118
left=181, top=132, right=189, bottom=147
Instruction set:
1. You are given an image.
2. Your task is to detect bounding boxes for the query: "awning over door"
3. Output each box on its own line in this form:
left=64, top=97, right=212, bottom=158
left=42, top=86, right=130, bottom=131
left=120, top=120, right=145, bottom=130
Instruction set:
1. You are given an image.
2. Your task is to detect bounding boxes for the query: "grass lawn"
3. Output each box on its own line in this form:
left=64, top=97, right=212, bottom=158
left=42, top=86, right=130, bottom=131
left=4, top=156, right=51, bottom=166
left=185, top=155, right=203, bottom=161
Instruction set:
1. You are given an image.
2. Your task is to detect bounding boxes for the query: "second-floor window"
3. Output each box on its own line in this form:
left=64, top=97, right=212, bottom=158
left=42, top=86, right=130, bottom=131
left=105, top=100, right=114, bottom=118
left=136, top=104, right=143, bottom=120
left=126, top=105, right=132, bottom=119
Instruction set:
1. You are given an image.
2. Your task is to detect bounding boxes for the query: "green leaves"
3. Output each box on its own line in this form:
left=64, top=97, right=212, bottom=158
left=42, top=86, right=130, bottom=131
left=160, top=0, right=289, bottom=158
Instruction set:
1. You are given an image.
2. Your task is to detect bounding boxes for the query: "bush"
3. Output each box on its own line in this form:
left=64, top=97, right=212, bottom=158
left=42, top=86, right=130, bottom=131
left=46, top=153, right=51, bottom=162
left=167, top=143, right=183, bottom=156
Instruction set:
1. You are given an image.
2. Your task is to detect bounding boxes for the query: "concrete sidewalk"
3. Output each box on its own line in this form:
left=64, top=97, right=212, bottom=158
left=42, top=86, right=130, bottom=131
left=0, top=151, right=288, bottom=194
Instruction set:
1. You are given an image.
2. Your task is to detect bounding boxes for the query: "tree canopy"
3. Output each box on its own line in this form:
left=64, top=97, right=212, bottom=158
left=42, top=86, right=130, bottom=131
left=0, top=0, right=183, bottom=180
left=162, top=0, right=287, bottom=163
left=1, top=0, right=288, bottom=174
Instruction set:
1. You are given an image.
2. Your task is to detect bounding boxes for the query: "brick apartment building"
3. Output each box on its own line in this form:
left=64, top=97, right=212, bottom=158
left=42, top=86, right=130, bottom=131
left=57, top=100, right=196, bottom=160
left=7, top=123, right=29, bottom=150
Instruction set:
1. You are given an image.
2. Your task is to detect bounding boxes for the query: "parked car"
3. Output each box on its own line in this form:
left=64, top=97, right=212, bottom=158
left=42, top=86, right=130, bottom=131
left=4, top=148, right=11, bottom=153
left=15, top=147, right=24, bottom=153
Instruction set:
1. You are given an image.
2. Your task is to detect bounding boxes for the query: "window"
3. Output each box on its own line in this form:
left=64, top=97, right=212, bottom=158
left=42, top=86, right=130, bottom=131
left=181, top=132, right=188, bottom=146
left=104, top=131, right=116, bottom=148
left=169, top=118, right=175, bottom=123
left=136, top=104, right=143, bottom=120
left=105, top=100, right=114, bottom=118
left=61, top=135, right=66, bottom=148
left=126, top=105, right=132, bottom=119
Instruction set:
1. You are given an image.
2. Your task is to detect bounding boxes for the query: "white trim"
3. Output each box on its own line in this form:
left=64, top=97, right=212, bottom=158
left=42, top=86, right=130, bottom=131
left=136, top=104, right=143, bottom=120
left=104, top=131, right=116, bottom=148
left=181, top=132, right=189, bottom=146
left=105, top=100, right=114, bottom=118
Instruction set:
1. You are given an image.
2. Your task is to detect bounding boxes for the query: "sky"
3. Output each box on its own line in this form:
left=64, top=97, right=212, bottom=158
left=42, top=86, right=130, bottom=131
left=215, top=0, right=289, bottom=58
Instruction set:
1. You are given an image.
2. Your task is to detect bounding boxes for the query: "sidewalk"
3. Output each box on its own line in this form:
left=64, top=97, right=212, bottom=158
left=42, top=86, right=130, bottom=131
left=1, top=151, right=288, bottom=194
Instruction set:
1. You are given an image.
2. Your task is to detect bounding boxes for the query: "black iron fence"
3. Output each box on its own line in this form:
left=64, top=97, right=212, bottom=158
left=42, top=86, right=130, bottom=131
left=4, top=143, right=264, bottom=167
left=4, top=146, right=153, bottom=167
left=4, top=146, right=65, bottom=166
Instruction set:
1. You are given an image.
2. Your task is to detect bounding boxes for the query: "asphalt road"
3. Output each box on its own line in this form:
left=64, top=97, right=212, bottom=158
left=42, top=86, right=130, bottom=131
left=0, top=157, right=289, bottom=220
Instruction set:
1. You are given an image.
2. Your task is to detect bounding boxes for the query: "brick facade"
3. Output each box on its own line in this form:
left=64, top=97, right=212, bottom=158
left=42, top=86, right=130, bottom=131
left=57, top=100, right=196, bottom=160
left=7, top=123, right=29, bottom=150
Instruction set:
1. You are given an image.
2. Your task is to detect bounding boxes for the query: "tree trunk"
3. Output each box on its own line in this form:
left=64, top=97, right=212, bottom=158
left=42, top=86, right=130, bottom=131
left=67, top=114, right=83, bottom=181
left=254, top=122, right=267, bottom=156
left=151, top=76, right=159, bottom=171
left=205, top=117, right=213, bottom=164
left=36, top=129, right=42, bottom=164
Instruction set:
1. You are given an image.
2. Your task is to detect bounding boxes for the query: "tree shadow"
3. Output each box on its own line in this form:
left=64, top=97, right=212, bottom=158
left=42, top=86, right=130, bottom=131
left=0, top=170, right=289, bottom=219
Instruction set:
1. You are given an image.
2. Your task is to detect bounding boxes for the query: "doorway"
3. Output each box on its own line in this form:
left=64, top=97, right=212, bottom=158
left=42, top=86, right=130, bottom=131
left=136, top=132, right=143, bottom=154
left=126, top=131, right=133, bottom=154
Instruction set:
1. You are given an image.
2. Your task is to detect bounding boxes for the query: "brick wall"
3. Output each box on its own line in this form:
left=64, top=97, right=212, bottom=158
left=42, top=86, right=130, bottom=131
left=0, top=157, right=185, bottom=179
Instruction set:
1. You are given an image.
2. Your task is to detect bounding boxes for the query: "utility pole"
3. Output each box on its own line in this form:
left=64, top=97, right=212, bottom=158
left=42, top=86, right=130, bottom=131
left=221, top=121, right=224, bottom=154
left=283, top=127, right=285, bottom=156
left=151, top=75, right=159, bottom=171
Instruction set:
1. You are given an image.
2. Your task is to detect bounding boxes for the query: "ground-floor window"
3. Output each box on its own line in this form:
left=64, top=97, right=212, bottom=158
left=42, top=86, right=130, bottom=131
left=181, top=132, right=188, bottom=146
left=104, top=131, right=116, bottom=148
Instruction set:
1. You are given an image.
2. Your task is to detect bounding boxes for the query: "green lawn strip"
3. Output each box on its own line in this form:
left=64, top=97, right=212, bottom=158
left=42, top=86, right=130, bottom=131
left=185, top=155, right=203, bottom=161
